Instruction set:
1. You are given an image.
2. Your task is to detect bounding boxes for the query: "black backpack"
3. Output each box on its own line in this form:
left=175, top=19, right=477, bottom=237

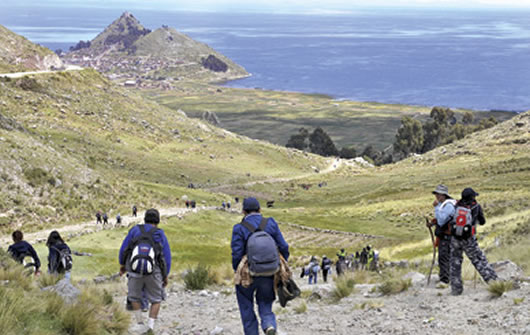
left=51, top=245, right=73, bottom=273
left=125, top=225, right=164, bottom=276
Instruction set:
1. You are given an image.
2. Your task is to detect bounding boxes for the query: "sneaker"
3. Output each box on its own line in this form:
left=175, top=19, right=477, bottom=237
left=129, top=322, right=148, bottom=334
left=265, top=327, right=276, bottom=335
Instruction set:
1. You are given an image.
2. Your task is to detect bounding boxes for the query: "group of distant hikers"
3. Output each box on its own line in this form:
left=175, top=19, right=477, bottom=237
left=301, top=245, right=379, bottom=285
left=5, top=184, right=500, bottom=334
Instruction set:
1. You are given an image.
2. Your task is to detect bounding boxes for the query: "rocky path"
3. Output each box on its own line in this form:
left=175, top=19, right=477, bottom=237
left=131, top=273, right=530, bottom=335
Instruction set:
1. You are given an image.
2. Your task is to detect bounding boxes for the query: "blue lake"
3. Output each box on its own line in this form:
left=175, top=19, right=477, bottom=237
left=2, top=7, right=530, bottom=111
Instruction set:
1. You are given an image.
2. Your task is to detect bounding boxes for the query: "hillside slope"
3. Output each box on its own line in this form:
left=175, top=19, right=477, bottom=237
left=62, top=12, right=248, bottom=83
left=0, top=25, right=63, bottom=73
left=0, top=68, right=327, bottom=233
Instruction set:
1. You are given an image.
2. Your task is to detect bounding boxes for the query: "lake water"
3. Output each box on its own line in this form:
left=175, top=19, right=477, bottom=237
left=2, top=7, right=530, bottom=111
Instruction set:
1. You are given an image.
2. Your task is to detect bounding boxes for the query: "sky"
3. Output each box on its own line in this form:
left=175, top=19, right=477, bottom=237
left=4, top=0, right=530, bottom=13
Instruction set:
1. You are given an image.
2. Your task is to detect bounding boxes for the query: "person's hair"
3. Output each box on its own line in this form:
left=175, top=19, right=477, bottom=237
left=12, top=230, right=23, bottom=242
left=46, top=230, right=64, bottom=247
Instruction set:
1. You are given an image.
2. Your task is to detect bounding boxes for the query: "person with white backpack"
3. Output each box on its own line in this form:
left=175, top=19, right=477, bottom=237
left=46, top=231, right=72, bottom=279
left=231, top=197, right=289, bottom=335
left=119, top=208, right=171, bottom=333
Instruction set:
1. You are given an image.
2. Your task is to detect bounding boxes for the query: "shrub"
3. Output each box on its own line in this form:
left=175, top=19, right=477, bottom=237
left=184, top=264, right=213, bottom=290
left=487, top=281, right=514, bottom=298
left=331, top=274, right=355, bottom=301
left=293, top=300, right=307, bottom=314
left=378, top=278, right=412, bottom=295
left=24, top=167, right=49, bottom=187
left=38, top=272, right=63, bottom=288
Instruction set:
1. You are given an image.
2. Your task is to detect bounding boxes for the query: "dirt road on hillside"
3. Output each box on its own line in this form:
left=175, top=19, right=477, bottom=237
left=0, top=65, right=83, bottom=79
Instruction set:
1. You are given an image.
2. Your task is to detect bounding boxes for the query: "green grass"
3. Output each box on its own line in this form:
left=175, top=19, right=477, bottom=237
left=331, top=274, right=355, bottom=301
left=487, top=281, right=514, bottom=298
left=377, top=278, right=412, bottom=295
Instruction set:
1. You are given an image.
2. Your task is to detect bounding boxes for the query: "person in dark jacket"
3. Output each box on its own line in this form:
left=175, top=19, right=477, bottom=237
left=8, top=230, right=41, bottom=275
left=96, top=211, right=102, bottom=224
left=450, top=188, right=498, bottom=295
left=321, top=255, right=332, bottom=283
left=46, top=230, right=72, bottom=278
left=119, top=208, right=171, bottom=333
left=231, top=197, right=289, bottom=335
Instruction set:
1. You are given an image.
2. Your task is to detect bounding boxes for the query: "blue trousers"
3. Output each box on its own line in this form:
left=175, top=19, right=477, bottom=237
left=309, top=273, right=317, bottom=284
left=236, top=277, right=276, bottom=335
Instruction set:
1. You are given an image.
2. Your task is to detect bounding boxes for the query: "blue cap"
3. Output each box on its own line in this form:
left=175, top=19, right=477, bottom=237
left=243, top=197, right=260, bottom=212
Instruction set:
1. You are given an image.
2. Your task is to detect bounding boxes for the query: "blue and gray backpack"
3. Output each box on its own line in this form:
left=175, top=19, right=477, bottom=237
left=241, top=218, right=280, bottom=277
left=126, top=225, right=162, bottom=275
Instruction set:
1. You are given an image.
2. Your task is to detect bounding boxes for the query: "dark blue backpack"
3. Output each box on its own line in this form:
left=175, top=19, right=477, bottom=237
left=126, top=225, right=162, bottom=275
left=241, top=218, right=280, bottom=277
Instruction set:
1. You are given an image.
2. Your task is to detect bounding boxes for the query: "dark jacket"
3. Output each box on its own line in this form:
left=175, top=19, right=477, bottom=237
left=8, top=241, right=41, bottom=269
left=231, top=213, right=289, bottom=272
left=48, top=242, right=71, bottom=273
left=321, top=257, right=332, bottom=270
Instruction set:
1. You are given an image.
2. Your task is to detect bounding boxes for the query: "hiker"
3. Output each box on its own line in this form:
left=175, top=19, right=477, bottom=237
left=116, top=213, right=122, bottom=225
left=132, top=205, right=137, bottom=217
left=321, top=255, right=332, bottom=283
left=336, top=248, right=347, bottom=275
left=426, top=184, right=456, bottom=284
left=96, top=211, right=102, bottom=224
left=46, top=231, right=72, bottom=279
left=103, top=212, right=109, bottom=225
left=227, top=201, right=231, bottom=209
left=306, top=256, right=320, bottom=285
left=235, top=197, right=239, bottom=204
left=353, top=251, right=361, bottom=270
left=450, top=188, right=498, bottom=295
left=360, top=248, right=368, bottom=270
left=185, top=200, right=190, bottom=208
left=8, top=230, right=41, bottom=275
left=191, top=200, right=196, bottom=209
left=119, top=208, right=171, bottom=333
left=367, top=246, right=378, bottom=271
left=222, top=201, right=226, bottom=209
left=337, top=248, right=346, bottom=261
left=231, top=197, right=289, bottom=335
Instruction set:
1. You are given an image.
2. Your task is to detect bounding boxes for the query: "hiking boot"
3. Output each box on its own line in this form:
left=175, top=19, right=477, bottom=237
left=451, top=290, right=462, bottom=296
left=265, top=327, right=276, bottom=335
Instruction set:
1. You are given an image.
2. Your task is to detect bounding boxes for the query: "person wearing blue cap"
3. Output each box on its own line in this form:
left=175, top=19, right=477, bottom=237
left=231, top=197, right=290, bottom=335
left=450, top=188, right=498, bottom=295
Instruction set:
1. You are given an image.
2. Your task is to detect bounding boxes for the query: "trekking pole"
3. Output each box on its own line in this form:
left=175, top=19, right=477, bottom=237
left=425, top=216, right=436, bottom=286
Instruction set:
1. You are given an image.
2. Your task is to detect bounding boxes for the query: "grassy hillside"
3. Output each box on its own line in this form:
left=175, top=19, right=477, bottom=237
left=0, top=25, right=63, bottom=73
left=0, top=69, right=328, bottom=233
left=146, top=82, right=515, bottom=150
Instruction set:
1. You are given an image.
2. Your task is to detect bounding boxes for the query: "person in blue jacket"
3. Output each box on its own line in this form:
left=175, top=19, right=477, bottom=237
left=119, top=208, right=171, bottom=333
left=8, top=230, right=41, bottom=275
left=231, top=197, right=289, bottom=335
left=46, top=230, right=72, bottom=279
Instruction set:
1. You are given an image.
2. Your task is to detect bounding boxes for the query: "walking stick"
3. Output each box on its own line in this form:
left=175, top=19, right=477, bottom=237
left=425, top=216, right=437, bottom=286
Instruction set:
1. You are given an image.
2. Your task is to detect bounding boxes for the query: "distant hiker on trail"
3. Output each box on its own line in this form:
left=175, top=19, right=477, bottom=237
left=103, top=212, right=109, bottom=225
left=222, top=201, right=226, bottom=209
left=231, top=197, right=289, bottom=335
left=426, top=184, right=456, bottom=284
left=336, top=248, right=347, bottom=275
left=191, top=200, right=196, bottom=209
left=306, top=256, right=320, bottom=285
left=96, top=211, right=102, bottom=224
left=235, top=197, right=239, bottom=203
left=321, top=255, right=332, bottom=283
left=119, top=208, right=171, bottom=333
left=116, top=213, right=122, bottom=225
left=227, top=201, right=231, bottom=209
left=185, top=200, right=190, bottom=208
left=8, top=230, right=41, bottom=275
left=132, top=205, right=137, bottom=217
left=450, top=188, right=498, bottom=296
left=46, top=231, right=72, bottom=279
left=367, top=246, right=378, bottom=271
left=337, top=248, right=346, bottom=261
left=360, top=248, right=368, bottom=270
left=354, top=251, right=361, bottom=270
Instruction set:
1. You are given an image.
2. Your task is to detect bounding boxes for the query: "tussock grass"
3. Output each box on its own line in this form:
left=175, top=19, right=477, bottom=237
left=487, top=281, right=514, bottom=298
left=513, top=297, right=525, bottom=305
left=378, top=278, right=412, bottom=295
left=331, top=274, right=355, bottom=302
left=293, top=300, right=307, bottom=314
left=38, top=272, right=63, bottom=288
left=184, top=264, right=213, bottom=290
left=209, top=264, right=234, bottom=286
left=354, top=300, right=384, bottom=310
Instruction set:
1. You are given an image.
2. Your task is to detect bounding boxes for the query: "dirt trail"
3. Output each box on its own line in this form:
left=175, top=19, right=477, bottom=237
left=0, top=65, right=83, bottom=79
left=0, top=206, right=215, bottom=247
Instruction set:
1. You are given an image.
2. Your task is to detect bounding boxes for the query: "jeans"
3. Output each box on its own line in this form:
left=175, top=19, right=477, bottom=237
left=236, top=276, right=276, bottom=335
left=309, top=273, right=318, bottom=284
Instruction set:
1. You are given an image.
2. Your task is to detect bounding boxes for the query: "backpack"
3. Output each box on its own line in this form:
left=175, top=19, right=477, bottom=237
left=241, top=218, right=280, bottom=277
left=126, top=225, right=162, bottom=275
left=434, top=199, right=457, bottom=237
left=52, top=245, right=72, bottom=273
left=451, top=204, right=476, bottom=239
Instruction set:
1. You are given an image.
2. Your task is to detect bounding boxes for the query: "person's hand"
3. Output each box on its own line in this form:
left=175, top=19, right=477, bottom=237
left=432, top=199, right=439, bottom=207
left=163, top=277, right=168, bottom=288
left=34, top=270, right=41, bottom=277
left=119, top=265, right=126, bottom=276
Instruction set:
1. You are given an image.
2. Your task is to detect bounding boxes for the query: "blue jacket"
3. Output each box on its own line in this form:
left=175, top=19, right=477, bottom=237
left=48, top=242, right=70, bottom=273
left=231, top=213, right=289, bottom=272
left=119, top=224, right=171, bottom=276
left=8, top=241, right=41, bottom=269
left=435, top=199, right=456, bottom=227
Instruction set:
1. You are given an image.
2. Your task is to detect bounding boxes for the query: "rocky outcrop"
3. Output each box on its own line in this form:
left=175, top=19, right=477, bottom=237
left=202, top=55, right=228, bottom=72
left=42, top=278, right=80, bottom=304
left=202, top=111, right=221, bottom=126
